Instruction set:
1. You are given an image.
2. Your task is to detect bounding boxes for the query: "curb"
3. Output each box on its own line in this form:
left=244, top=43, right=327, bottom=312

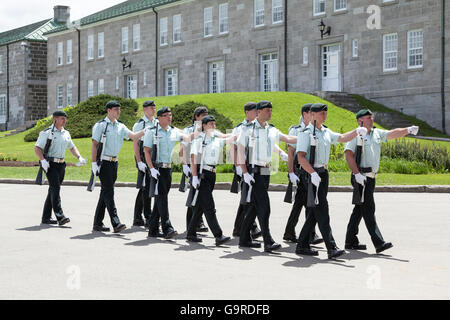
left=1, top=179, right=449, bottom=193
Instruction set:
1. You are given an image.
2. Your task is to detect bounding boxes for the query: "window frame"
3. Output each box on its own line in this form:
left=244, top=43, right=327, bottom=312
left=57, top=85, right=64, bottom=108
left=165, top=68, right=178, bottom=96
left=272, top=0, right=283, bottom=24
left=173, top=15, right=182, bottom=43
left=204, top=7, right=213, bottom=37
left=121, top=27, right=129, bottom=54
left=66, top=40, right=72, bottom=64
left=334, top=0, right=347, bottom=12
left=407, top=29, right=423, bottom=69
left=352, top=39, right=359, bottom=58
left=87, top=34, right=94, bottom=60
left=0, top=94, right=7, bottom=123
left=87, top=80, right=94, bottom=98
left=97, top=32, right=104, bottom=58
left=254, top=0, right=265, bottom=27
left=160, top=17, right=168, bottom=46
left=133, top=24, right=140, bottom=51
left=383, top=33, right=398, bottom=72
left=219, top=3, right=229, bottom=34
left=313, top=0, right=326, bottom=16
left=57, top=42, right=63, bottom=66
left=66, top=83, right=73, bottom=106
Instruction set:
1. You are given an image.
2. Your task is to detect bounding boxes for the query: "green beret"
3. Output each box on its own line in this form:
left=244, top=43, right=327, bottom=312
left=105, top=100, right=120, bottom=109
left=53, top=110, right=67, bottom=117
left=356, top=109, right=373, bottom=119
left=301, top=103, right=312, bottom=114
left=157, top=106, right=171, bottom=117
left=244, top=102, right=257, bottom=111
left=143, top=100, right=155, bottom=107
left=256, top=101, right=272, bottom=110
left=310, top=103, right=328, bottom=112
left=201, top=115, right=216, bottom=125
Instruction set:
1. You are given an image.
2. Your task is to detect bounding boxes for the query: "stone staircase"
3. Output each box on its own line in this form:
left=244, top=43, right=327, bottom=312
left=1, top=120, right=37, bottom=138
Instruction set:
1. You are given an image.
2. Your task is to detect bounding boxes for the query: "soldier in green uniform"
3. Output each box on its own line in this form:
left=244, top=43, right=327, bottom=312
left=34, top=110, right=87, bottom=225
left=91, top=101, right=147, bottom=233
left=344, top=109, right=419, bottom=254
left=132, top=100, right=158, bottom=228
left=295, top=103, right=368, bottom=259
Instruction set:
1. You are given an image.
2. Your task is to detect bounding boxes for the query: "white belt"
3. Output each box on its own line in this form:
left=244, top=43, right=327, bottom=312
left=253, top=160, right=270, bottom=168
left=158, top=163, right=171, bottom=168
left=362, top=172, right=377, bottom=179
left=101, top=155, right=118, bottom=162
left=202, top=165, right=216, bottom=173
left=314, top=164, right=328, bottom=170
left=50, top=158, right=65, bottom=163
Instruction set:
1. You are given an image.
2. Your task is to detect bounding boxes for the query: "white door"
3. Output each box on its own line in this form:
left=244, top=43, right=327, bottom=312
left=127, top=75, right=138, bottom=99
left=209, top=61, right=225, bottom=93
left=321, top=44, right=341, bottom=92
left=260, top=53, right=279, bottom=92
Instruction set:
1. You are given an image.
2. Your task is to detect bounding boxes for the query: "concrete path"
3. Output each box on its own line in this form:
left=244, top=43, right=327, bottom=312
left=1, top=184, right=449, bottom=300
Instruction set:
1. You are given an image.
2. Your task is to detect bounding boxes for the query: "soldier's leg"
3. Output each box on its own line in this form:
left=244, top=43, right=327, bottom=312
left=47, top=163, right=65, bottom=221
left=98, top=162, right=121, bottom=228
left=345, top=204, right=363, bottom=246
left=133, top=189, right=144, bottom=224
left=361, top=178, right=385, bottom=248
left=297, top=208, right=318, bottom=249
left=253, top=174, right=274, bottom=246
left=239, top=203, right=257, bottom=245
left=283, top=186, right=304, bottom=240
left=154, top=168, right=174, bottom=235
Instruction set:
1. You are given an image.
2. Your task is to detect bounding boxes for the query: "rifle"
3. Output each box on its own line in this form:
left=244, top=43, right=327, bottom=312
left=352, top=121, right=365, bottom=205
left=283, top=150, right=300, bottom=203
left=179, top=171, right=188, bottom=192
left=306, top=120, right=319, bottom=208
left=136, top=121, right=147, bottom=189
left=230, top=165, right=241, bottom=194
left=186, top=133, right=207, bottom=207
left=149, top=123, right=159, bottom=198
left=87, top=122, right=109, bottom=192
left=240, top=122, right=256, bottom=205
left=35, top=123, right=56, bottom=185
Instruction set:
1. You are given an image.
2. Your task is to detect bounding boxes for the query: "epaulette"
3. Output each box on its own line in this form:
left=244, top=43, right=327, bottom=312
left=186, top=123, right=194, bottom=128
left=43, top=127, right=52, bottom=132
left=268, top=123, right=275, bottom=128
left=170, top=125, right=174, bottom=129
left=322, top=124, right=328, bottom=128
left=245, top=122, right=254, bottom=127
left=235, top=122, right=243, bottom=128
left=96, top=119, right=106, bottom=124
left=289, top=124, right=302, bottom=131
left=300, top=127, right=309, bottom=132
left=117, top=120, right=123, bottom=124
left=138, top=118, right=145, bottom=123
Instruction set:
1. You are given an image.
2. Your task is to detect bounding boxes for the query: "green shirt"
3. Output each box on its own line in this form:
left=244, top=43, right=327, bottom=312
left=190, top=132, right=225, bottom=166
left=92, top=117, right=131, bottom=158
left=35, top=126, right=75, bottom=159
left=143, top=125, right=182, bottom=163
left=345, top=128, right=389, bottom=173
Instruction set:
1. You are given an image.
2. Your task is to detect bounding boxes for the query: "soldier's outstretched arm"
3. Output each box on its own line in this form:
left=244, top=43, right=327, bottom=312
left=279, top=133, right=297, bottom=144
left=386, top=126, right=418, bottom=140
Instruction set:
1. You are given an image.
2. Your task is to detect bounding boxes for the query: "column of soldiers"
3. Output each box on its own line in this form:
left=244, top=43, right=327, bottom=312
left=34, top=100, right=419, bottom=259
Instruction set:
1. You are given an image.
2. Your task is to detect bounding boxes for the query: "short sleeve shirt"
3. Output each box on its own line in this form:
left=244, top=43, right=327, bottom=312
left=288, top=122, right=306, bottom=150
left=92, top=117, right=131, bottom=157
left=35, top=126, right=75, bottom=159
left=143, top=125, right=182, bottom=163
left=345, top=128, right=389, bottom=173
left=190, top=132, right=225, bottom=166
left=132, top=115, right=158, bottom=141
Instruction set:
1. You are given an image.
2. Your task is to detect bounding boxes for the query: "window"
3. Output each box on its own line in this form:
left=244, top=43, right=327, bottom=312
left=98, top=79, right=104, bottom=95
left=98, top=32, right=104, bottom=58
left=165, top=69, right=178, bottom=96
left=204, top=7, right=213, bottom=37
left=66, top=83, right=73, bottom=106
left=133, top=24, right=140, bottom=51
left=313, top=0, right=326, bottom=16
left=209, top=61, right=225, bottom=93
left=160, top=17, right=168, bottom=45
left=173, top=15, right=181, bottom=43
left=383, top=33, right=398, bottom=72
left=127, top=75, right=138, bottom=98
left=0, top=95, right=6, bottom=123
left=272, top=0, right=283, bottom=24
left=334, top=0, right=347, bottom=12
left=0, top=55, right=2, bottom=74
left=87, top=80, right=94, bottom=98
left=115, top=76, right=119, bottom=90
left=57, top=42, right=63, bottom=66
left=66, top=40, right=72, bottom=64
left=254, top=0, right=265, bottom=27
left=408, top=30, right=423, bottom=69
left=87, top=34, right=94, bottom=60
left=143, top=72, right=147, bottom=86
left=122, top=27, right=129, bottom=53
left=57, top=85, right=64, bottom=108
left=219, top=3, right=229, bottom=34
left=260, top=53, right=279, bottom=92
left=352, top=39, right=359, bottom=58
left=303, top=47, right=309, bottom=65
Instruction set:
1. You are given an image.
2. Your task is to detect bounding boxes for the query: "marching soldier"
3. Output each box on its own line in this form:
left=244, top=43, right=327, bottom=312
left=283, top=103, right=322, bottom=244
left=295, top=103, right=368, bottom=259
left=132, top=100, right=158, bottom=228
left=186, top=115, right=233, bottom=245
left=34, top=110, right=87, bottom=225
left=91, top=100, right=147, bottom=233
left=237, top=101, right=298, bottom=252
left=344, top=109, right=419, bottom=254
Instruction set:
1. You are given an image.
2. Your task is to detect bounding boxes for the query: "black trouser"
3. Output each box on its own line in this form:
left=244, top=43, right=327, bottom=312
left=148, top=168, right=175, bottom=236
left=94, top=161, right=121, bottom=228
left=186, top=207, right=206, bottom=230
left=233, top=202, right=259, bottom=235
left=42, top=162, right=66, bottom=221
left=239, top=172, right=274, bottom=247
left=187, top=171, right=223, bottom=238
left=284, top=181, right=318, bottom=241
left=297, top=170, right=338, bottom=251
left=134, top=172, right=151, bottom=222
left=345, top=177, right=385, bottom=248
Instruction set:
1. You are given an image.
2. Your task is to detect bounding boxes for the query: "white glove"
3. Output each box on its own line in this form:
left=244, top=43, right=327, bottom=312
left=137, top=161, right=147, bottom=172
left=150, top=168, right=160, bottom=179
left=192, top=176, right=200, bottom=189
left=235, top=166, right=243, bottom=177
left=356, top=127, right=368, bottom=137
left=92, top=162, right=99, bottom=175
left=41, top=159, right=50, bottom=172
left=182, top=164, right=191, bottom=176
left=289, top=172, right=300, bottom=184
left=311, top=172, right=321, bottom=188
left=243, top=172, right=255, bottom=186
left=355, top=173, right=366, bottom=186
left=76, top=156, right=87, bottom=167
left=280, top=151, right=288, bottom=162
left=407, top=126, right=419, bottom=135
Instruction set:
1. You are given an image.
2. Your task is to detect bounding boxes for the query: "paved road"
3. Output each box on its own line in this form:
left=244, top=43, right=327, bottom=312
left=1, top=184, right=449, bottom=300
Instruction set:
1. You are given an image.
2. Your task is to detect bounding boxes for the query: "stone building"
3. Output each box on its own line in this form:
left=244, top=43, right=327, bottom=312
left=0, top=6, right=69, bottom=131
left=45, top=0, right=449, bottom=133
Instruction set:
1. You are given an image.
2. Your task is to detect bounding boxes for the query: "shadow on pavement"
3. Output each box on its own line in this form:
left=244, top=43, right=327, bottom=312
left=343, top=250, right=410, bottom=263
left=120, top=226, right=148, bottom=234
left=283, top=255, right=356, bottom=269
left=17, top=225, right=71, bottom=231
left=70, top=231, right=131, bottom=241
left=124, top=236, right=179, bottom=247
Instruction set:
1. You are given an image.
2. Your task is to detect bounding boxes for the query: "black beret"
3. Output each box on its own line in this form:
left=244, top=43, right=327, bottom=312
left=157, top=106, right=171, bottom=117
left=143, top=100, right=155, bottom=107
left=244, top=102, right=257, bottom=111
left=256, top=101, right=272, bottom=110
left=193, top=106, right=209, bottom=118
left=356, top=109, right=373, bottom=119
left=105, top=100, right=121, bottom=109
left=301, top=103, right=312, bottom=114
left=201, top=115, right=216, bottom=125
left=53, top=110, right=67, bottom=117
left=310, top=103, right=328, bottom=112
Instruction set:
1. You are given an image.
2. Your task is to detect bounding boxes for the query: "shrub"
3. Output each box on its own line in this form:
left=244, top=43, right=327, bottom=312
left=24, top=95, right=139, bottom=142
left=0, top=153, right=5, bottom=161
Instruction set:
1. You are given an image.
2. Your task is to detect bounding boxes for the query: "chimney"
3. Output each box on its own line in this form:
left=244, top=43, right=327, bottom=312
left=53, top=5, right=70, bottom=24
